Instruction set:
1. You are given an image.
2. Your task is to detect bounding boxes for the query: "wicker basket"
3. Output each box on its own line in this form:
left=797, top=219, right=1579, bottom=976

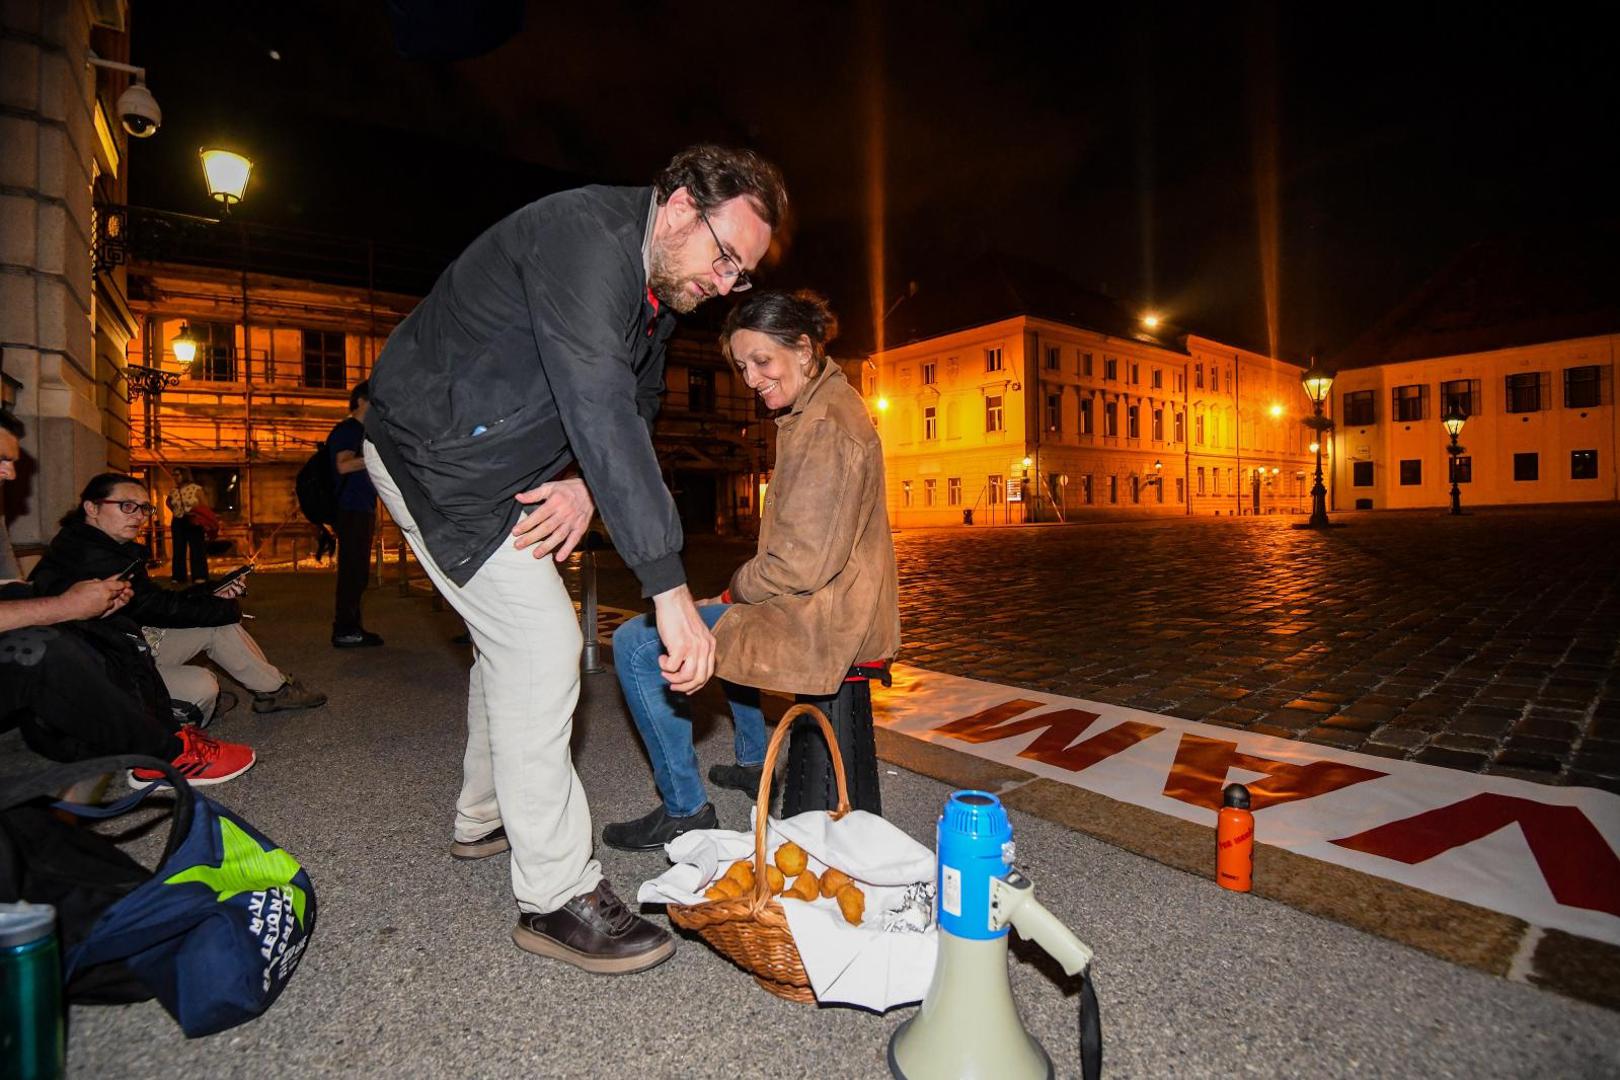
left=667, top=703, right=850, bottom=1002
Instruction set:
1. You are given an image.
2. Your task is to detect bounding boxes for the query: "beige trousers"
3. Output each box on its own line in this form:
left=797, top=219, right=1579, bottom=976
left=148, top=623, right=285, bottom=722
left=365, top=443, right=599, bottom=914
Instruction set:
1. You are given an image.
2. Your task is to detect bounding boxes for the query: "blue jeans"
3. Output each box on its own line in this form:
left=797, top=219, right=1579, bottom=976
left=613, top=604, right=766, bottom=817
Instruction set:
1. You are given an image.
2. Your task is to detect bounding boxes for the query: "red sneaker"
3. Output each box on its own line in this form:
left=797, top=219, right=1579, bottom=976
left=128, top=725, right=256, bottom=789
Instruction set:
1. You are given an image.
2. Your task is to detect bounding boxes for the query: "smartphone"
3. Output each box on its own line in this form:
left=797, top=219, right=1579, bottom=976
left=213, top=563, right=255, bottom=589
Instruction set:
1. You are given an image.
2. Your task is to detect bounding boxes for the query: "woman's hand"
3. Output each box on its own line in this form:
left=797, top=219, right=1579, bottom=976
left=214, top=577, right=248, bottom=599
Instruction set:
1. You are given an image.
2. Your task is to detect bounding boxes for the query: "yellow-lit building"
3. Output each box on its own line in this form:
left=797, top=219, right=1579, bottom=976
left=1327, top=227, right=1618, bottom=510
left=867, top=258, right=1313, bottom=527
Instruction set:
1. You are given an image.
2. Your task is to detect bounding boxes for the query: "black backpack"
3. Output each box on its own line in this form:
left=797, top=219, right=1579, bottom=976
left=294, top=442, right=338, bottom=527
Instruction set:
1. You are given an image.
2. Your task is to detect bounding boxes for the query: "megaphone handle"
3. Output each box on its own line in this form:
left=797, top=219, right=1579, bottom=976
left=1078, top=970, right=1103, bottom=1080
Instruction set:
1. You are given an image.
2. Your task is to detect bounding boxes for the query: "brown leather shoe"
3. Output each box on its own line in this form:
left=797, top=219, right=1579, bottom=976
left=512, top=880, right=675, bottom=975
left=450, top=825, right=509, bottom=860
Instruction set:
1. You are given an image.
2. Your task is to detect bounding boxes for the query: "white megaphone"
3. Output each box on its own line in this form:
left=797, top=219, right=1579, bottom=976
left=888, top=790, right=1101, bottom=1080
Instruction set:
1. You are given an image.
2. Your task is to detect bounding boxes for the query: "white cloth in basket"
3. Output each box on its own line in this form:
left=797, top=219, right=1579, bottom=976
left=637, top=810, right=939, bottom=1011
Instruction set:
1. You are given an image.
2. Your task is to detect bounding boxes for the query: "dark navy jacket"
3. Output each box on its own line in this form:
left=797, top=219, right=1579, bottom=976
left=365, top=185, right=681, bottom=594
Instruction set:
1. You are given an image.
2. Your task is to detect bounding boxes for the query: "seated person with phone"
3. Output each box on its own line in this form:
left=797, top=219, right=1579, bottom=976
left=29, top=473, right=328, bottom=722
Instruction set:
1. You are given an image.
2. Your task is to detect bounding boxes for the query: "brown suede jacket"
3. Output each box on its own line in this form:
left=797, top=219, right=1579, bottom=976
left=714, top=361, right=900, bottom=696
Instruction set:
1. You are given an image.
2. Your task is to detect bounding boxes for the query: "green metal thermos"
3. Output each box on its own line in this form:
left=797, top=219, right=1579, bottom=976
left=0, top=902, right=65, bottom=1080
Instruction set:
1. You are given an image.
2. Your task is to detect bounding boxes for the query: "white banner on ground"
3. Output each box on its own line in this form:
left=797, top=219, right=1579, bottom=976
left=872, top=664, right=1620, bottom=946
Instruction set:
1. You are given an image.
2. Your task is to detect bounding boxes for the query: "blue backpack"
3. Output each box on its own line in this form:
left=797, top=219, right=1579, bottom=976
left=0, top=755, right=318, bottom=1037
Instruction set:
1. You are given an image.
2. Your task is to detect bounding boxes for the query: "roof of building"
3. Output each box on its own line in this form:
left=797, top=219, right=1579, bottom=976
left=1332, top=221, right=1620, bottom=369
left=878, top=252, right=1188, bottom=355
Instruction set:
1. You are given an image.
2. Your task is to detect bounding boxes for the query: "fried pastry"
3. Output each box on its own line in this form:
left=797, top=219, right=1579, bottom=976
left=774, top=841, right=808, bottom=877
left=835, top=883, right=865, bottom=925
left=765, top=865, right=786, bottom=894
left=819, top=867, right=853, bottom=899
left=722, top=860, right=755, bottom=890
left=786, top=869, right=819, bottom=902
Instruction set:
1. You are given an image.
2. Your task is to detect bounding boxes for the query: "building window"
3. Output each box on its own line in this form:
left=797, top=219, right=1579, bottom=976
left=190, top=467, right=242, bottom=517
left=1342, top=390, right=1376, bottom=425
left=1127, top=404, right=1139, bottom=439
left=1129, top=363, right=1139, bottom=385
left=1046, top=347, right=1061, bottom=370
left=1506, top=372, right=1547, bottom=413
left=1565, top=366, right=1605, bottom=408
left=1174, top=411, right=1184, bottom=443
left=1441, top=379, right=1479, bottom=418
left=1211, top=368, right=1220, bottom=392
left=1392, top=384, right=1427, bottom=422
left=1399, top=459, right=1422, bottom=485
left=1081, top=352, right=1093, bottom=376
left=1045, top=393, right=1061, bottom=433
left=1572, top=450, right=1598, bottom=479
left=947, top=477, right=962, bottom=506
left=1513, top=453, right=1538, bottom=481
left=191, top=321, right=237, bottom=383
left=1212, top=469, right=1221, bottom=495
left=922, top=361, right=936, bottom=386
left=901, top=480, right=912, bottom=507
left=1196, top=467, right=1206, bottom=495
left=988, top=474, right=1004, bottom=504
left=1104, top=357, right=1118, bottom=381
left=301, top=330, right=346, bottom=389
left=985, top=395, right=1004, bottom=433
left=1152, top=408, right=1163, bottom=441
left=1194, top=413, right=1205, bottom=445
left=1109, top=476, right=1118, bottom=504
left=1175, top=477, right=1184, bottom=503
left=1195, top=364, right=1204, bottom=389
left=924, top=406, right=937, bottom=440
left=924, top=478, right=937, bottom=506
left=1081, top=474, right=1094, bottom=504
left=1104, top=401, right=1118, bottom=436
left=1352, top=461, right=1374, bottom=486
left=1152, top=368, right=1163, bottom=389
left=1451, top=456, right=1471, bottom=483
left=1080, top=397, right=1093, bottom=434
left=1131, top=476, right=1140, bottom=503
left=985, top=347, right=1004, bottom=373
left=688, top=368, right=716, bottom=412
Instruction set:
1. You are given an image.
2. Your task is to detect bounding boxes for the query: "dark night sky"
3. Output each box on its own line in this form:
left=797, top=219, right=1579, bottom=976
left=127, top=2, right=1616, bottom=359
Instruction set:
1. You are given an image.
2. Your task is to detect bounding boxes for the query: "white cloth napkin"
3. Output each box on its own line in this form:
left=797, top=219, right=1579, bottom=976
left=638, top=810, right=939, bottom=1011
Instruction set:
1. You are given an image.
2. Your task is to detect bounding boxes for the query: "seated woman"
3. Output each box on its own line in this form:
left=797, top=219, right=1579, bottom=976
left=29, top=473, right=326, bottom=721
left=603, top=291, right=899, bottom=850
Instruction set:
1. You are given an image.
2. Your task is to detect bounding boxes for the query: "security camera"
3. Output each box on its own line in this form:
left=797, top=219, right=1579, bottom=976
left=117, top=81, right=161, bottom=138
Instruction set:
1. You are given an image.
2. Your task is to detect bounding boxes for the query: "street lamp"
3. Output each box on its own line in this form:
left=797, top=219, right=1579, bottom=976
left=199, top=148, right=253, bottom=211
left=171, top=321, right=198, bottom=367
left=1297, top=357, right=1334, bottom=529
left=1443, top=407, right=1468, bottom=516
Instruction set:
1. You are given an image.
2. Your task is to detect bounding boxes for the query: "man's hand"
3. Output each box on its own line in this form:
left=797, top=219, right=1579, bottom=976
left=59, top=576, right=133, bottom=620
left=693, top=596, right=724, bottom=608
left=653, top=584, right=715, bottom=694
left=512, top=477, right=594, bottom=562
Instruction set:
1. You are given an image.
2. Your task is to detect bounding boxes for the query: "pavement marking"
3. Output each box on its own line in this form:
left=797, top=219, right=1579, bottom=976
left=865, top=662, right=1620, bottom=1010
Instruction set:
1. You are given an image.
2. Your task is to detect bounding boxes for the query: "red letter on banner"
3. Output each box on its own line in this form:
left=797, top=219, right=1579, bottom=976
left=1163, top=733, right=1386, bottom=811
left=934, top=701, right=1162, bottom=773
left=1331, top=794, right=1620, bottom=919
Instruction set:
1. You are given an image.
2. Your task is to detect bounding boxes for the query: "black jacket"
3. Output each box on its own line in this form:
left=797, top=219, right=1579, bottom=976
left=366, top=184, right=682, bottom=595
left=28, top=522, right=240, bottom=630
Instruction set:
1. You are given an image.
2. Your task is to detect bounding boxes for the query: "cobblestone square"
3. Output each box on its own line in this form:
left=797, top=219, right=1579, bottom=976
left=624, top=506, right=1620, bottom=792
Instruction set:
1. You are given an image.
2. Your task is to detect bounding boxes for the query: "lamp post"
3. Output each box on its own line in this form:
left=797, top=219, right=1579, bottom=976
left=199, top=149, right=253, bottom=212
left=1298, top=357, right=1335, bottom=529
left=1442, top=407, right=1467, bottom=515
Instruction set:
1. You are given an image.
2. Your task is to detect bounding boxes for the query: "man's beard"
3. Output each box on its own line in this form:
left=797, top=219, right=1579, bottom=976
left=648, top=240, right=713, bottom=315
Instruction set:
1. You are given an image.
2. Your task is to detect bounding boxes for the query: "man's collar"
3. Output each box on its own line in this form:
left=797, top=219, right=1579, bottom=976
left=641, top=191, right=657, bottom=282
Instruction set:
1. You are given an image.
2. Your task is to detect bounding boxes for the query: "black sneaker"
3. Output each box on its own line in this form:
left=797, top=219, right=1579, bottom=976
left=601, top=803, right=717, bottom=852
left=708, top=762, right=764, bottom=796
left=512, top=880, right=675, bottom=975
left=332, top=630, right=384, bottom=648
left=450, top=825, right=509, bottom=860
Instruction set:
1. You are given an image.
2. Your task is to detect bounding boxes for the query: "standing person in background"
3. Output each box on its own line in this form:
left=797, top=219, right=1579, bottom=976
left=166, top=467, right=208, bottom=583
left=0, top=408, right=22, bottom=581
left=329, top=380, right=383, bottom=648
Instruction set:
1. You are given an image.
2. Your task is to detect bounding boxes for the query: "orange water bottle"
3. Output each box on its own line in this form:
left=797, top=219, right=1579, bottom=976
left=1216, top=783, right=1254, bottom=892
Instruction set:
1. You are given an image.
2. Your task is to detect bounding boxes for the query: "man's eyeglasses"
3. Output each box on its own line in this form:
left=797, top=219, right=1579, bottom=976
left=699, top=213, right=752, bottom=292
left=96, top=499, right=156, bottom=517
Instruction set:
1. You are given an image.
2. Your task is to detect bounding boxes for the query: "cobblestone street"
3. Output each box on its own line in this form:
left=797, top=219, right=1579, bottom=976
left=609, top=506, right=1620, bottom=793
